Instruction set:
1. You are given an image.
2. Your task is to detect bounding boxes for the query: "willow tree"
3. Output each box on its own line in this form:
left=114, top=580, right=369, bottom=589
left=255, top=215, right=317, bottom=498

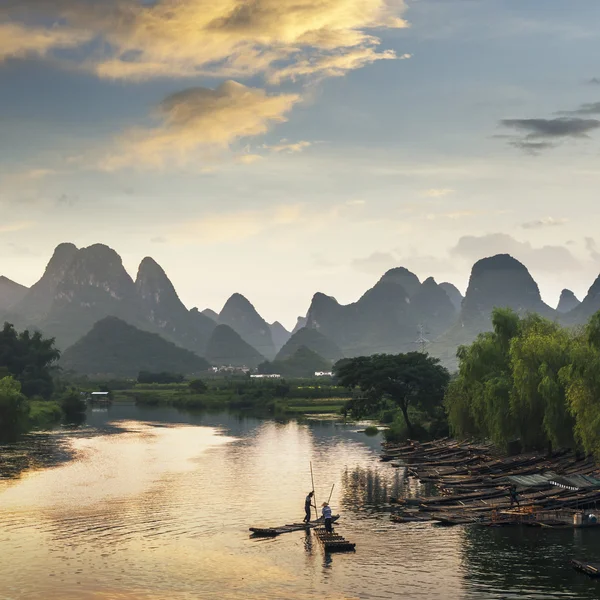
left=510, top=315, right=574, bottom=452
left=445, top=308, right=519, bottom=445
left=561, top=313, right=600, bottom=457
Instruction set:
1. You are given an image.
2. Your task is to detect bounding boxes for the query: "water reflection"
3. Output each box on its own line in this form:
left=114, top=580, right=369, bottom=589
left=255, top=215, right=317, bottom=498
left=1, top=406, right=599, bottom=599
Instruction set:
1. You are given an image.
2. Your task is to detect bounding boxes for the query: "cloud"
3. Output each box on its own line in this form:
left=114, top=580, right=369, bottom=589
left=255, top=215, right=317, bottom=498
left=425, top=211, right=476, bottom=221
left=0, top=22, right=89, bottom=62
left=422, top=188, right=454, bottom=198
left=500, top=116, right=600, bottom=154
left=99, top=81, right=299, bottom=170
left=267, top=47, right=404, bottom=84
left=262, top=140, right=312, bottom=153
left=176, top=204, right=306, bottom=244
left=0, top=221, right=34, bottom=234
left=521, top=217, right=568, bottom=230
left=563, top=101, right=600, bottom=116
left=501, top=117, right=600, bottom=139
left=2, top=0, right=409, bottom=82
left=351, top=251, right=399, bottom=274
left=450, top=233, right=580, bottom=272
left=585, top=237, right=600, bottom=263
left=173, top=199, right=367, bottom=244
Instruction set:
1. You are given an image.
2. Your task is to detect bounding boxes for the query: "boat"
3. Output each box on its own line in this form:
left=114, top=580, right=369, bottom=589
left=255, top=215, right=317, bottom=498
left=571, top=559, right=600, bottom=577
left=249, top=515, right=340, bottom=537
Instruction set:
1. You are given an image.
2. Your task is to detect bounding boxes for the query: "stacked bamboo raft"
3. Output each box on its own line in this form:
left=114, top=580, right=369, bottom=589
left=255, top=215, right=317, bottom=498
left=571, top=559, right=600, bottom=577
left=313, top=526, right=356, bottom=552
left=384, top=439, right=600, bottom=527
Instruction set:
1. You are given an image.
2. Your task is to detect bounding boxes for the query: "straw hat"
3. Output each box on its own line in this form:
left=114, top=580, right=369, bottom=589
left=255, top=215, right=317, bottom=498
left=322, top=502, right=328, bottom=507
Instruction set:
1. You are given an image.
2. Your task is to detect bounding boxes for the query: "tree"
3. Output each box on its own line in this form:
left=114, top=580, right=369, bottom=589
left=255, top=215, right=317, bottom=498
left=0, top=376, right=29, bottom=433
left=445, top=309, right=520, bottom=445
left=0, top=323, right=60, bottom=398
left=189, top=379, right=208, bottom=394
left=510, top=315, right=574, bottom=452
left=334, top=353, right=450, bottom=436
left=59, top=388, right=86, bottom=419
left=561, top=314, right=600, bottom=458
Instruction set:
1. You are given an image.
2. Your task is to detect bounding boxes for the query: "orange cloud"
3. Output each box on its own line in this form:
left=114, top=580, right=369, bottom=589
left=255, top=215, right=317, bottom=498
left=99, top=81, right=300, bottom=170
left=3, top=0, right=408, bottom=82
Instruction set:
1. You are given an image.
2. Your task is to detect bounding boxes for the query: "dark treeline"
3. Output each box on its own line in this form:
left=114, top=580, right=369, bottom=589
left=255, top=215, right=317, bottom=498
left=0, top=322, right=85, bottom=436
left=334, top=308, right=600, bottom=455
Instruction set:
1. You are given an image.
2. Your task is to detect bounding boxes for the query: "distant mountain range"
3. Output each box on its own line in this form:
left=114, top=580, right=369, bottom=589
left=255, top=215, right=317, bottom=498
left=2, top=243, right=599, bottom=376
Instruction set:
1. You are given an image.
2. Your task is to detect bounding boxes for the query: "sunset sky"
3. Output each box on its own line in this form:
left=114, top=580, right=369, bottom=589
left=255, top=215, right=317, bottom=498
left=1, top=0, right=600, bottom=328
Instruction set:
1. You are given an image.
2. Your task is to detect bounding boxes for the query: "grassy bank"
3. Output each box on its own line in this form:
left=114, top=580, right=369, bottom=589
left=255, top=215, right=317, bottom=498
left=28, top=400, right=63, bottom=427
left=100, top=378, right=350, bottom=416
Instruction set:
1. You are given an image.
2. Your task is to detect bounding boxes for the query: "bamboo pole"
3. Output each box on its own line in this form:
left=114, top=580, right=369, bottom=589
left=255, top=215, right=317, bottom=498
left=310, top=461, right=317, bottom=521
left=327, top=483, right=335, bottom=504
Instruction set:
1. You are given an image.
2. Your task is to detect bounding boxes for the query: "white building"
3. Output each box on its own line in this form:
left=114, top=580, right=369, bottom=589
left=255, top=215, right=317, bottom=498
left=250, top=373, right=281, bottom=379
left=315, top=371, right=333, bottom=377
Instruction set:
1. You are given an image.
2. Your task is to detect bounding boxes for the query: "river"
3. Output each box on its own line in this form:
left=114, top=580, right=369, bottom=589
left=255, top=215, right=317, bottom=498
left=1, top=405, right=600, bottom=600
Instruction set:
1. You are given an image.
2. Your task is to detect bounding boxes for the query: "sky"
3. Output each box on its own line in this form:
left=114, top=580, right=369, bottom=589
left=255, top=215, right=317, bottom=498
left=1, top=0, right=600, bottom=330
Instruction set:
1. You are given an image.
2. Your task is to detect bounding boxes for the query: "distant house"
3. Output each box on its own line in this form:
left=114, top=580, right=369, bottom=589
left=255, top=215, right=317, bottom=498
left=315, top=371, right=333, bottom=377
left=250, top=373, right=281, bottom=379
left=88, top=391, right=111, bottom=404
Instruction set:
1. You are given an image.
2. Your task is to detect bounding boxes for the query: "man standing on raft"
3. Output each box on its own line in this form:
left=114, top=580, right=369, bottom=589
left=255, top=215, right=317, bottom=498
left=304, top=491, right=314, bottom=524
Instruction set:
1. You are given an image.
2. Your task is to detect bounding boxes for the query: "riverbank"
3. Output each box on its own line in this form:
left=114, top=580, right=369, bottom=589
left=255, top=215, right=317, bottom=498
left=105, top=378, right=350, bottom=416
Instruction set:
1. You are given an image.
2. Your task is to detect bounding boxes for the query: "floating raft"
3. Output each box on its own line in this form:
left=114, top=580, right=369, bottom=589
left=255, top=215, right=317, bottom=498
left=313, top=527, right=356, bottom=553
left=249, top=515, right=339, bottom=537
left=571, top=559, right=600, bottom=577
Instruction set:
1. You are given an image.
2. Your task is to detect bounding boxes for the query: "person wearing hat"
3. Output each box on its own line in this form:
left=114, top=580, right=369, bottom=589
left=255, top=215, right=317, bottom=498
left=321, top=502, right=333, bottom=533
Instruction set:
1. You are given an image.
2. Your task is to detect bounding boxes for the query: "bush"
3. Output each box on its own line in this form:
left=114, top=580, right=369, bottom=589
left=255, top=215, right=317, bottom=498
left=384, top=418, right=429, bottom=444
left=189, top=379, right=208, bottom=393
left=0, top=376, right=29, bottom=433
left=59, top=389, right=86, bottom=418
left=29, top=401, right=62, bottom=426
left=364, top=425, right=380, bottom=436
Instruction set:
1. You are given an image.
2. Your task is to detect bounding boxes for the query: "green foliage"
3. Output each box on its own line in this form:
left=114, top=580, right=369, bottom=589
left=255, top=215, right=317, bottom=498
left=189, top=378, right=208, bottom=393
left=138, top=371, right=184, bottom=384
left=560, top=316, right=600, bottom=458
left=0, top=376, right=29, bottom=433
left=59, top=388, right=87, bottom=418
left=364, top=425, right=379, bottom=436
left=29, top=400, right=62, bottom=427
left=259, top=346, right=331, bottom=378
left=334, top=352, right=450, bottom=437
left=446, top=307, right=594, bottom=453
left=0, top=322, right=60, bottom=398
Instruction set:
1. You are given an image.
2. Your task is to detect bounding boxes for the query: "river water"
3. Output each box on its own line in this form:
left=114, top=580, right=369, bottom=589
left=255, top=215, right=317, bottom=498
left=1, top=405, right=600, bottom=600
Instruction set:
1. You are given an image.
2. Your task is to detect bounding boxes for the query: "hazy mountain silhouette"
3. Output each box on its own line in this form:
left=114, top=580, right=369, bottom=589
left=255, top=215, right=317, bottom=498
left=61, top=316, right=210, bottom=377
left=11, top=242, right=78, bottom=323
left=0, top=276, right=28, bottom=311
left=218, top=293, right=276, bottom=359
left=304, top=268, right=455, bottom=357
left=563, top=274, right=600, bottom=323
left=275, top=327, right=343, bottom=362
left=205, top=324, right=265, bottom=368
left=556, top=289, right=580, bottom=313
left=292, top=316, right=307, bottom=334
left=439, top=282, right=463, bottom=312
left=202, top=308, right=219, bottom=321
left=136, top=257, right=215, bottom=354
left=269, top=321, right=291, bottom=352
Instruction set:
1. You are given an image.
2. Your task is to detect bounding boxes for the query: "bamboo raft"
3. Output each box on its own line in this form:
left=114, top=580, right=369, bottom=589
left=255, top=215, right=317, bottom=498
left=385, top=439, right=600, bottom=528
left=571, top=559, right=600, bottom=577
left=313, top=526, right=356, bottom=552
left=249, top=515, right=340, bottom=537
